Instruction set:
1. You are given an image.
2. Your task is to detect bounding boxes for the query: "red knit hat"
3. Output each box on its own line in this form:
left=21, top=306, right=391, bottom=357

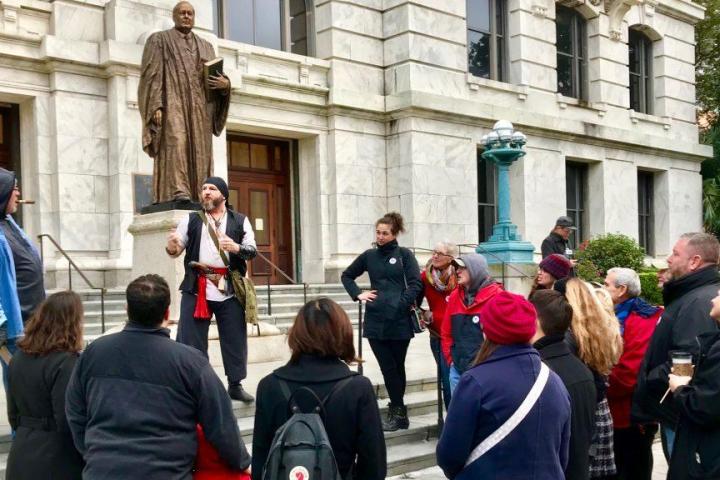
left=480, top=291, right=537, bottom=345
left=538, top=254, right=572, bottom=280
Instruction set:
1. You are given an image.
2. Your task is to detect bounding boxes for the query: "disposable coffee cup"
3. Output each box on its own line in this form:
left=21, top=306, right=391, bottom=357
left=671, top=351, right=694, bottom=377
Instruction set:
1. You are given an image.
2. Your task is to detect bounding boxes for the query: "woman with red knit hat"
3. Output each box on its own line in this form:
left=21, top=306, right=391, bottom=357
left=437, top=291, right=572, bottom=480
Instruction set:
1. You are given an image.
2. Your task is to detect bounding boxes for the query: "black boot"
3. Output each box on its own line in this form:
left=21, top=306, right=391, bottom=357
left=383, top=405, right=409, bottom=431
left=228, top=383, right=254, bottom=403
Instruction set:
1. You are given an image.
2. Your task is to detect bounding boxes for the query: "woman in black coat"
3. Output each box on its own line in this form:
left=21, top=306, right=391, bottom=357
left=7, top=291, right=85, bottom=480
left=667, top=288, right=720, bottom=479
left=341, top=212, right=422, bottom=431
left=251, top=298, right=386, bottom=480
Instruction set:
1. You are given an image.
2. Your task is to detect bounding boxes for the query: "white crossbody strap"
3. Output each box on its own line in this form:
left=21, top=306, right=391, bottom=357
left=464, top=362, right=550, bottom=468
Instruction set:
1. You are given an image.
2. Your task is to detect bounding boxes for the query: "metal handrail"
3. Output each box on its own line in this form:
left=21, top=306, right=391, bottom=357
left=37, top=234, right=107, bottom=333
left=253, top=250, right=308, bottom=316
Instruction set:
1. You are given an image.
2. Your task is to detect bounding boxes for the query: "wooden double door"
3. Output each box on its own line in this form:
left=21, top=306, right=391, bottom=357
left=227, top=135, right=293, bottom=285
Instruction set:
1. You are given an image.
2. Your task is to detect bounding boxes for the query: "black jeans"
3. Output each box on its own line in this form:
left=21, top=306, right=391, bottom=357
left=368, top=338, right=411, bottom=407
left=609, top=424, right=658, bottom=480
left=177, top=293, right=248, bottom=383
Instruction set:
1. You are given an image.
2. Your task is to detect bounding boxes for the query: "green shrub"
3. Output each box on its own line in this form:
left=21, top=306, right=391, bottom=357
left=638, top=271, right=663, bottom=306
left=575, top=233, right=645, bottom=282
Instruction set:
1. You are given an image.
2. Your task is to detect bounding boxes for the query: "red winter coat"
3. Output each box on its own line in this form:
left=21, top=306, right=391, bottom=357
left=441, top=283, right=504, bottom=369
left=194, top=426, right=250, bottom=480
left=607, top=306, right=662, bottom=428
left=421, top=270, right=457, bottom=337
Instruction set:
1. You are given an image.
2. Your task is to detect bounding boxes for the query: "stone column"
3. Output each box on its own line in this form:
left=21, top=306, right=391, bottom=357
left=507, top=0, right=557, bottom=91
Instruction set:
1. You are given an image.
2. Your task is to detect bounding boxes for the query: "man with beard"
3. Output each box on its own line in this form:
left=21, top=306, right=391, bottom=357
left=633, top=232, right=720, bottom=460
left=166, top=177, right=257, bottom=402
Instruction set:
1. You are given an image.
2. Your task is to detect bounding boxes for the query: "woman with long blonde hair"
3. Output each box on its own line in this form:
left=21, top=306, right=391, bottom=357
left=564, top=278, right=623, bottom=479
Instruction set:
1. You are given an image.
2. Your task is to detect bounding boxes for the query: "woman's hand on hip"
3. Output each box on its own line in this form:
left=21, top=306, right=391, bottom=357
left=357, top=290, right=377, bottom=302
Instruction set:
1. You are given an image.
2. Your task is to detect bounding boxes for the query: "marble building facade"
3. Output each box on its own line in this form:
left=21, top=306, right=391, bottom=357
left=0, top=0, right=710, bottom=287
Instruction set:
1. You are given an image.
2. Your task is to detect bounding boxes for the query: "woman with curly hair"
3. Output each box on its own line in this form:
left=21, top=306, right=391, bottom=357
left=7, top=291, right=85, bottom=480
left=564, top=278, right=623, bottom=479
left=341, top=212, right=422, bottom=431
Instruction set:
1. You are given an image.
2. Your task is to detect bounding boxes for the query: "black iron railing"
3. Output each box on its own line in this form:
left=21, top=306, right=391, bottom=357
left=37, top=234, right=107, bottom=333
left=253, top=251, right=307, bottom=317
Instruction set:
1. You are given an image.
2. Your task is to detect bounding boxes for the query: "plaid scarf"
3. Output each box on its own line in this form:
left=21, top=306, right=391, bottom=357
left=424, top=261, right=457, bottom=292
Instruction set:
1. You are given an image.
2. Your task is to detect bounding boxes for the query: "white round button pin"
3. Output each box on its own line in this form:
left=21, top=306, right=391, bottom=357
left=472, top=316, right=480, bottom=324
left=389, top=257, right=397, bottom=264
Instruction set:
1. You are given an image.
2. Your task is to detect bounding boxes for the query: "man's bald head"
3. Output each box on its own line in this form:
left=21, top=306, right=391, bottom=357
left=173, top=1, right=194, bottom=14
left=172, top=1, right=195, bottom=32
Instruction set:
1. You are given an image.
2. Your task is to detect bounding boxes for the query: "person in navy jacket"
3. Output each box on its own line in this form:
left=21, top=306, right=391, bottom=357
left=437, top=291, right=571, bottom=480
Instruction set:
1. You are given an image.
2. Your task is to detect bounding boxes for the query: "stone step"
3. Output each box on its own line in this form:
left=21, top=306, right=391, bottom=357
left=229, top=379, right=439, bottom=421
left=236, top=410, right=440, bottom=447
left=387, top=438, right=438, bottom=477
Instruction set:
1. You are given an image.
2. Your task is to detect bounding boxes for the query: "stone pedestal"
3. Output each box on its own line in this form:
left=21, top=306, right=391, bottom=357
left=488, top=262, right=537, bottom=297
left=127, top=210, right=188, bottom=321
left=477, top=240, right=536, bottom=264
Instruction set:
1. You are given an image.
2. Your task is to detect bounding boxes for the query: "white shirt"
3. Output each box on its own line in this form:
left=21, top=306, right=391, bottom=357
left=176, top=211, right=256, bottom=302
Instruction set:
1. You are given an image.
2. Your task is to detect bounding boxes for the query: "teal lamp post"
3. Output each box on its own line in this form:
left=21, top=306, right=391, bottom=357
left=477, top=120, right=535, bottom=264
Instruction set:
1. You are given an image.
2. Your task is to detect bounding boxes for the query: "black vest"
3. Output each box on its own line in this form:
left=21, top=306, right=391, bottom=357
left=179, top=210, right=248, bottom=294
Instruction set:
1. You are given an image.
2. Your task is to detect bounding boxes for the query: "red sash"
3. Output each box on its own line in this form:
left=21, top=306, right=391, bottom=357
left=193, top=266, right=229, bottom=320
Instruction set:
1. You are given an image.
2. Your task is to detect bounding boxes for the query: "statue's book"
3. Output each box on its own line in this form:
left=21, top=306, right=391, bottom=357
left=203, top=57, right=223, bottom=96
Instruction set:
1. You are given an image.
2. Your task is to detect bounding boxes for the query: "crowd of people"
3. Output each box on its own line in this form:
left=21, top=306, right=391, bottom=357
left=2, top=164, right=720, bottom=479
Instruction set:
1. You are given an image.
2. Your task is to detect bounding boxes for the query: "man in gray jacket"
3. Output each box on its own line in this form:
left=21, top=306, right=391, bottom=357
left=66, top=274, right=250, bottom=478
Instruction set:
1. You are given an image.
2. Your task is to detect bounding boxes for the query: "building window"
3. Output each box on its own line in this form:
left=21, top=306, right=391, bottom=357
left=556, top=6, right=587, bottom=100
left=638, top=171, right=654, bottom=255
left=467, top=0, right=506, bottom=81
left=566, top=162, right=587, bottom=250
left=629, top=28, right=653, bottom=114
left=478, top=152, right=497, bottom=242
left=213, top=0, right=313, bottom=56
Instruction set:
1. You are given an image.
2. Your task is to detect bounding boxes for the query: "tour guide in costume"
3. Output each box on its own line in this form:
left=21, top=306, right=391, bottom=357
left=166, top=176, right=257, bottom=402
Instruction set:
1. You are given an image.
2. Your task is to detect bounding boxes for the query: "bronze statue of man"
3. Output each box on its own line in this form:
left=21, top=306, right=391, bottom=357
left=138, top=1, right=231, bottom=204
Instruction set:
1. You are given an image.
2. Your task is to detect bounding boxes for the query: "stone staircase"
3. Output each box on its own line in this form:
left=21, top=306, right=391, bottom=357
left=12, top=283, right=440, bottom=478
left=68, top=283, right=365, bottom=342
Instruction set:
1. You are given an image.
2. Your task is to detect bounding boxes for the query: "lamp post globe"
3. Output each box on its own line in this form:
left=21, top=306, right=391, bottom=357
left=478, top=120, right=535, bottom=264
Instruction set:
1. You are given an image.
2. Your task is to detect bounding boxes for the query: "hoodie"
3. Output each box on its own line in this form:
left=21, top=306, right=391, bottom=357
left=461, top=253, right=492, bottom=305
left=0, top=167, right=43, bottom=327
left=0, top=168, right=24, bottom=338
left=441, top=254, right=503, bottom=372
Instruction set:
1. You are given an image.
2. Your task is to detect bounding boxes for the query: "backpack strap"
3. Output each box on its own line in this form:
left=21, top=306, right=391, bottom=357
left=277, top=374, right=358, bottom=415
left=321, top=375, right=357, bottom=409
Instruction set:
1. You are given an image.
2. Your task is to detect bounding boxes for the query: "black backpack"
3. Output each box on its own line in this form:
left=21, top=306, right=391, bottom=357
left=262, top=375, right=357, bottom=480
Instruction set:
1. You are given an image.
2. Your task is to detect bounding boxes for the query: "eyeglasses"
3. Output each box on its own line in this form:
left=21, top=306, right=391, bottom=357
left=431, top=250, right=452, bottom=258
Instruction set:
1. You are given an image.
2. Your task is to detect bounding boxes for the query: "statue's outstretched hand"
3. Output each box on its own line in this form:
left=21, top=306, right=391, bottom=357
left=153, top=109, right=162, bottom=126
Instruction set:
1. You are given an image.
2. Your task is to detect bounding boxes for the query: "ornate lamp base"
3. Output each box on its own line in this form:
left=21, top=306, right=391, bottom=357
left=477, top=240, right=535, bottom=264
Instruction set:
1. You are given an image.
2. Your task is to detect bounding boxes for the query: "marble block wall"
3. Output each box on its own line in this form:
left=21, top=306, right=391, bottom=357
left=0, top=0, right=709, bottom=288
